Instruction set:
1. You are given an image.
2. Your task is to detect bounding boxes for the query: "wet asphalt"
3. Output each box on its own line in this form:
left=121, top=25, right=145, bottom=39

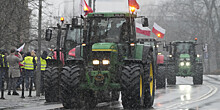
left=0, top=75, right=219, bottom=110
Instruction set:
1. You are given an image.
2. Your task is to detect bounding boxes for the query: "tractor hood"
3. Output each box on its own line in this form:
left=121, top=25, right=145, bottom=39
left=179, top=54, right=190, bottom=59
left=92, top=43, right=117, bottom=52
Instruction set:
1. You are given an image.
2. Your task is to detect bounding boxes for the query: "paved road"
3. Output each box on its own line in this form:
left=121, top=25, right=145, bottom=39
left=0, top=75, right=219, bottom=110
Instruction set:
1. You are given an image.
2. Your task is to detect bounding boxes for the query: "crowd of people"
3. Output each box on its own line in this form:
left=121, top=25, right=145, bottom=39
left=0, top=48, right=51, bottom=96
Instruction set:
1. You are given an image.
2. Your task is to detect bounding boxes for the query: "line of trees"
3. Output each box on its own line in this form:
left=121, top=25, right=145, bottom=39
left=0, top=0, right=30, bottom=50
left=141, top=0, right=220, bottom=72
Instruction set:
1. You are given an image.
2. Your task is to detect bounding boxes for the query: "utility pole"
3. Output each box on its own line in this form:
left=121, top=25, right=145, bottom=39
left=73, top=0, right=75, bottom=16
left=89, top=0, right=92, bottom=7
left=93, top=0, right=96, bottom=12
left=36, top=0, right=42, bottom=97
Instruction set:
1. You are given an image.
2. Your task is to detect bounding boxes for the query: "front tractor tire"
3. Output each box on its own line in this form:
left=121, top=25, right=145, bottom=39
left=60, top=65, right=81, bottom=109
left=44, top=66, right=59, bottom=102
left=167, top=65, right=176, bottom=85
left=121, top=63, right=155, bottom=109
left=156, top=65, right=166, bottom=89
left=193, top=64, right=203, bottom=85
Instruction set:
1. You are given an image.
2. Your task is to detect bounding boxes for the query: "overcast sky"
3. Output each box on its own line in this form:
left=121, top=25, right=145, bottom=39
left=46, top=0, right=159, bottom=15
left=43, top=0, right=159, bottom=24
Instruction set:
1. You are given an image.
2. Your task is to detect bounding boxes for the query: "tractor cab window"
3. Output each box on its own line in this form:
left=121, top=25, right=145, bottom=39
left=65, top=27, right=81, bottom=53
left=176, top=43, right=193, bottom=54
left=89, top=18, right=127, bottom=43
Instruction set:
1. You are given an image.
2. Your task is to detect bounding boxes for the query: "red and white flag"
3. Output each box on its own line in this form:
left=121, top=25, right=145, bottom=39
left=17, top=43, right=25, bottom=52
left=128, top=0, right=140, bottom=9
left=81, top=0, right=93, bottom=16
left=152, top=23, right=166, bottom=39
left=136, top=23, right=151, bottom=36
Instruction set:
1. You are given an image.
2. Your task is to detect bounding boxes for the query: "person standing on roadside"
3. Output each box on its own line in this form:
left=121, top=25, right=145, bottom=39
left=15, top=51, right=25, bottom=89
left=7, top=48, right=23, bottom=95
left=24, top=52, right=35, bottom=91
left=0, top=49, right=8, bottom=90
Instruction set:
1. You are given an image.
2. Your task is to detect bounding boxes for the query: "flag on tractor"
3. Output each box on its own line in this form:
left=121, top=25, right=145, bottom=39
left=81, top=0, right=93, bottom=16
left=136, top=23, right=151, bottom=36
left=17, top=43, right=25, bottom=52
left=152, top=23, right=166, bottom=39
left=128, top=0, right=140, bottom=9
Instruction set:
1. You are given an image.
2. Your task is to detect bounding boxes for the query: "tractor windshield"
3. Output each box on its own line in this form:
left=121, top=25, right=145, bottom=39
left=89, top=18, right=127, bottom=43
left=65, top=27, right=81, bottom=55
left=176, top=42, right=194, bottom=54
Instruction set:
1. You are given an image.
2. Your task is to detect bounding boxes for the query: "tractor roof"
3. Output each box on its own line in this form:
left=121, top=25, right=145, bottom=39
left=87, top=12, right=137, bottom=18
left=172, top=40, right=196, bottom=44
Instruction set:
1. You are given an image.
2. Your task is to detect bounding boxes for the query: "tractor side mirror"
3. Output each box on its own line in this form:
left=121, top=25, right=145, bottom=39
left=72, top=18, right=78, bottom=26
left=142, top=18, right=149, bottom=27
left=45, top=29, right=52, bottom=41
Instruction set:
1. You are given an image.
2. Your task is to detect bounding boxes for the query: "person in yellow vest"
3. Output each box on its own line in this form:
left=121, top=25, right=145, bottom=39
left=0, top=49, right=8, bottom=90
left=24, top=52, right=36, bottom=91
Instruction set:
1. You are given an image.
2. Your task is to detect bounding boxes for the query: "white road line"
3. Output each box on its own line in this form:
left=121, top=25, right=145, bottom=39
left=159, top=77, right=218, bottom=110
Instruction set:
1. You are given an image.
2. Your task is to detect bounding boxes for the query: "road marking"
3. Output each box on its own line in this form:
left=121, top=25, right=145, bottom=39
left=161, top=82, right=218, bottom=109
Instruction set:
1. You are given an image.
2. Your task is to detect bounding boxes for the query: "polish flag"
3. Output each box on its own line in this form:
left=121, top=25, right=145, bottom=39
left=81, top=0, right=93, bottom=16
left=128, top=0, right=140, bottom=9
left=17, top=43, right=25, bottom=52
left=136, top=23, right=151, bottom=36
left=152, top=23, right=166, bottom=39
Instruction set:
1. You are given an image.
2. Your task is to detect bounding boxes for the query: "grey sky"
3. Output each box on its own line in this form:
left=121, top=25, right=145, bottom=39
left=46, top=0, right=159, bottom=16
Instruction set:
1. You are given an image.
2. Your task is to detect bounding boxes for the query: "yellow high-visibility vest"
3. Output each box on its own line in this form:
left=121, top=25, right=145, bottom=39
left=24, top=56, right=34, bottom=70
left=35, top=57, right=47, bottom=71
left=46, top=56, right=52, bottom=59
left=40, top=58, right=47, bottom=71
left=0, top=54, right=7, bottom=68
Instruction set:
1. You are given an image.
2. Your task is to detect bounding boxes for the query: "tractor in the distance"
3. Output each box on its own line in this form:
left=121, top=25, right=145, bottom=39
left=136, top=36, right=165, bottom=88
left=166, top=39, right=203, bottom=85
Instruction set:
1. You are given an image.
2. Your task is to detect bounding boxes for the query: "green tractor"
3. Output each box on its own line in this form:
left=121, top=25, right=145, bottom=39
left=136, top=37, right=165, bottom=88
left=44, top=17, right=82, bottom=102
left=166, top=40, right=203, bottom=85
left=55, top=12, right=156, bottom=109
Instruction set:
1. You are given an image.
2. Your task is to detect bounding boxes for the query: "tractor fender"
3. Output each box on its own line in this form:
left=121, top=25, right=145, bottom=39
left=64, top=58, right=84, bottom=67
left=157, top=54, right=164, bottom=64
left=46, top=59, right=63, bottom=67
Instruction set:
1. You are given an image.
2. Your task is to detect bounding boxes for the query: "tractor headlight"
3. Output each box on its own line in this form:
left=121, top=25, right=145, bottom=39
left=93, top=60, right=100, bottom=65
left=169, top=55, right=172, bottom=57
left=186, top=62, right=190, bottom=66
left=102, top=60, right=110, bottom=65
left=197, top=54, right=200, bottom=57
left=180, top=62, right=184, bottom=66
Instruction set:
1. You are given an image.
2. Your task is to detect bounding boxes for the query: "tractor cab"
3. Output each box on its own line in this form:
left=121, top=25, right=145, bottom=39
left=166, top=40, right=203, bottom=85
left=45, top=17, right=83, bottom=65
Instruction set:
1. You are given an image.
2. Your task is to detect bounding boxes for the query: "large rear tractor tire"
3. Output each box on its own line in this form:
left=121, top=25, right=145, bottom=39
left=144, top=63, right=155, bottom=108
left=60, top=65, right=81, bottom=109
left=121, top=64, right=141, bottom=109
left=44, top=66, right=59, bottom=102
left=156, top=65, right=166, bottom=89
left=121, top=63, right=155, bottom=109
left=193, top=64, right=203, bottom=85
left=167, top=65, right=176, bottom=85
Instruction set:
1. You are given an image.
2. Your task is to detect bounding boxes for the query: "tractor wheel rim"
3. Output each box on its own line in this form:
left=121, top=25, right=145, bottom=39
left=140, top=75, right=142, bottom=97
left=150, top=63, right=153, bottom=96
